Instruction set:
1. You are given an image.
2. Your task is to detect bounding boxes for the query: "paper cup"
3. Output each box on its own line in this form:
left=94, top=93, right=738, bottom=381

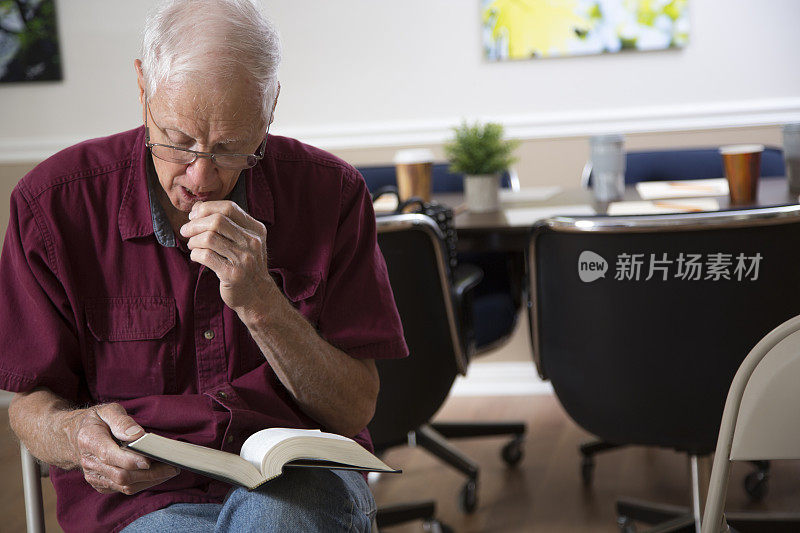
left=719, top=144, right=763, bottom=205
left=393, top=149, right=434, bottom=202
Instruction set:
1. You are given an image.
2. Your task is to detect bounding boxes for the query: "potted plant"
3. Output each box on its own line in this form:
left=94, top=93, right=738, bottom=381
left=444, top=121, right=519, bottom=212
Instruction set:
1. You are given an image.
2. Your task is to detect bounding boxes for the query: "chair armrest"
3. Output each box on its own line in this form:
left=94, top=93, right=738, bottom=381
left=452, top=264, right=484, bottom=362
left=452, top=264, right=483, bottom=301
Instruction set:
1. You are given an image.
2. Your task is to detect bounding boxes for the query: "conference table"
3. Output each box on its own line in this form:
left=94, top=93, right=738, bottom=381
left=435, top=176, right=798, bottom=253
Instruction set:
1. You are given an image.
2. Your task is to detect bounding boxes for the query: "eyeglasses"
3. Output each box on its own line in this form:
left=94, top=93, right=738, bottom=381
left=144, top=98, right=269, bottom=170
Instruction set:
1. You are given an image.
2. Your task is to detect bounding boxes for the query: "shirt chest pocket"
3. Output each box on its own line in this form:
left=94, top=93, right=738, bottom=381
left=85, top=297, right=176, bottom=402
left=268, top=267, right=323, bottom=322
left=238, top=268, right=323, bottom=375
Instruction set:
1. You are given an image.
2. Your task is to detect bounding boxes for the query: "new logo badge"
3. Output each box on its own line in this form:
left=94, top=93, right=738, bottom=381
left=578, top=251, right=608, bottom=282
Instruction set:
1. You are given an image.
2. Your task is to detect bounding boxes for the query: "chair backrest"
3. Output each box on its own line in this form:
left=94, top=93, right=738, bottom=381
left=528, top=205, right=800, bottom=454
left=358, top=163, right=519, bottom=193
left=582, top=147, right=785, bottom=187
left=368, top=214, right=468, bottom=452
left=701, top=314, right=800, bottom=533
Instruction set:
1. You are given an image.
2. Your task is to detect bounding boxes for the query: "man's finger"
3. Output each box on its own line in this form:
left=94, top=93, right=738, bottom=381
left=94, top=403, right=145, bottom=442
left=180, top=211, right=250, bottom=246
left=190, top=247, right=232, bottom=281
left=187, top=230, right=240, bottom=265
left=82, top=454, right=178, bottom=486
left=77, top=421, right=150, bottom=471
left=84, top=462, right=179, bottom=495
left=189, top=200, right=263, bottom=234
left=83, top=404, right=150, bottom=470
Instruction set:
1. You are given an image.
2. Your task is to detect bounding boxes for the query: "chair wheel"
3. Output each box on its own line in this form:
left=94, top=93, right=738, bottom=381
left=617, top=515, right=636, bottom=533
left=460, top=479, right=478, bottom=513
left=501, top=437, right=524, bottom=467
left=423, top=519, right=454, bottom=533
left=581, top=456, right=595, bottom=486
left=744, top=470, right=769, bottom=501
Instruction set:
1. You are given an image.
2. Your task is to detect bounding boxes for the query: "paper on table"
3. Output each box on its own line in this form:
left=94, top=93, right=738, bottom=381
left=499, top=186, right=563, bottom=204
left=635, top=178, right=728, bottom=200
left=503, top=204, right=596, bottom=226
left=607, top=198, right=720, bottom=216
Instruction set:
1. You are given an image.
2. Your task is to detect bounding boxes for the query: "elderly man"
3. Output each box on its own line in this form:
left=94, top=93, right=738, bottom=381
left=0, top=1, right=407, bottom=531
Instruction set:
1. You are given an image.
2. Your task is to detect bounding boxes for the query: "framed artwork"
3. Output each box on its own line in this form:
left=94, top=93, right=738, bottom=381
left=483, top=0, right=689, bottom=61
left=0, top=0, right=62, bottom=83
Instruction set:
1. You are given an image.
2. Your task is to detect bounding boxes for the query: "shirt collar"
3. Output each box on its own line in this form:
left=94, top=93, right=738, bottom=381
left=118, top=126, right=275, bottom=243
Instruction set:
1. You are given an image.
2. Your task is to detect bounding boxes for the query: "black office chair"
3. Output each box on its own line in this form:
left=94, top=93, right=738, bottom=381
left=359, top=163, right=524, bottom=352
left=577, top=145, right=786, bottom=485
left=581, top=147, right=785, bottom=187
left=370, top=214, right=525, bottom=523
left=528, top=205, right=800, bottom=532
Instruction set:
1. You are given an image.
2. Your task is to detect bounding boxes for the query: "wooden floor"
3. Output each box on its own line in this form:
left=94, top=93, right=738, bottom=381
left=3, top=394, right=800, bottom=532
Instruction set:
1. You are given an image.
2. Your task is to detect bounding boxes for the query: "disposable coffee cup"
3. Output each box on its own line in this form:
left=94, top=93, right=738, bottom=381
left=393, top=149, right=434, bottom=203
left=719, top=144, right=763, bottom=205
left=590, top=134, right=625, bottom=202
left=783, top=124, right=800, bottom=194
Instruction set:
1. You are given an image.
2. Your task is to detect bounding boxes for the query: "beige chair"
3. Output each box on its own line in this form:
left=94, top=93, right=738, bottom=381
left=20, top=443, right=46, bottom=533
left=702, top=314, right=800, bottom=533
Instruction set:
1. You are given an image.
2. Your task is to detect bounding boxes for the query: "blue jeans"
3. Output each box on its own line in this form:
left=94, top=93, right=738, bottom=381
left=121, top=469, right=376, bottom=532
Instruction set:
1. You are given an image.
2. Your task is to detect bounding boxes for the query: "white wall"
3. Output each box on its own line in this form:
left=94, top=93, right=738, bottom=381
left=1, top=0, right=799, bottom=161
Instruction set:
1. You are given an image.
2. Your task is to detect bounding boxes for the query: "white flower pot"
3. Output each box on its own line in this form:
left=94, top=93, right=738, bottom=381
left=464, top=174, right=500, bottom=213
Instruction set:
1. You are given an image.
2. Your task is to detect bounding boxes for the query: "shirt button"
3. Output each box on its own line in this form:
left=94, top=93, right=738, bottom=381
left=226, top=434, right=235, bottom=444
left=204, top=329, right=215, bottom=340
left=217, top=391, right=228, bottom=400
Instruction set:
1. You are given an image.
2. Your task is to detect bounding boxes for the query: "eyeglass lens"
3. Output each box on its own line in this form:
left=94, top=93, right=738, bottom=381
left=149, top=145, right=256, bottom=169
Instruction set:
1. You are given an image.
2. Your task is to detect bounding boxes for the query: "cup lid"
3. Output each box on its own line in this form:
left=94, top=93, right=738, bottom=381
left=719, top=144, right=764, bottom=155
left=393, top=149, right=434, bottom=164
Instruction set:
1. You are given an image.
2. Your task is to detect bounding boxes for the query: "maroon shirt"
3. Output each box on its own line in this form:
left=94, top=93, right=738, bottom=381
left=0, top=127, right=408, bottom=532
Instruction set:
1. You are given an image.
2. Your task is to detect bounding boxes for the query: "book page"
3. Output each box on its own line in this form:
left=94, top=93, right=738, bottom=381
left=128, top=433, right=264, bottom=489
left=240, top=428, right=349, bottom=472
left=240, top=428, right=397, bottom=481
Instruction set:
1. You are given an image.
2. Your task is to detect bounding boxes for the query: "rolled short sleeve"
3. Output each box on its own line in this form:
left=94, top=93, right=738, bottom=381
left=316, top=170, right=408, bottom=360
left=0, top=186, right=82, bottom=400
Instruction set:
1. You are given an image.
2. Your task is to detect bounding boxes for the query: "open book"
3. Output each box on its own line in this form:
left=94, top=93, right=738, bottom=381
left=126, top=428, right=400, bottom=490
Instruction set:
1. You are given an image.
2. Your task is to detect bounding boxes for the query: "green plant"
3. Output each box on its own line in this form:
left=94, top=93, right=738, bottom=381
left=444, top=121, right=519, bottom=175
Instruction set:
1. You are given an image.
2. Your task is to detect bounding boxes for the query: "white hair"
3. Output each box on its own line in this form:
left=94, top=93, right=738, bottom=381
left=141, top=0, right=281, bottom=120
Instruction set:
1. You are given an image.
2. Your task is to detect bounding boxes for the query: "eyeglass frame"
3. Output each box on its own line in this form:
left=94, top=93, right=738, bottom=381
left=144, top=96, right=270, bottom=170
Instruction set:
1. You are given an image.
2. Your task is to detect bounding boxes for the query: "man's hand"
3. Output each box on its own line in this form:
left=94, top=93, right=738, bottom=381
left=63, top=403, right=179, bottom=495
left=181, top=200, right=275, bottom=313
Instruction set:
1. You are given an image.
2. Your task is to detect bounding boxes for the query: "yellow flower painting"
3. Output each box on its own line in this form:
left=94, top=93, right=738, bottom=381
left=482, top=0, right=689, bottom=61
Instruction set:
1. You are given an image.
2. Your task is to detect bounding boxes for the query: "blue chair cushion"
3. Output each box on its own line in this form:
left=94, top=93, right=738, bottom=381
left=472, top=293, right=517, bottom=349
left=624, top=147, right=785, bottom=185
left=357, top=163, right=514, bottom=193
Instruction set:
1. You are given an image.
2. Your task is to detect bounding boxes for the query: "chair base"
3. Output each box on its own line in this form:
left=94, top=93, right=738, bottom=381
left=616, top=498, right=800, bottom=533
left=616, top=497, right=696, bottom=532
left=412, top=421, right=526, bottom=513
left=375, top=500, right=452, bottom=532
left=580, top=439, right=625, bottom=486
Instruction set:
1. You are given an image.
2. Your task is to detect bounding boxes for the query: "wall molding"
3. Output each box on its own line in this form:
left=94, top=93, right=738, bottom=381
left=450, top=361, right=552, bottom=397
left=279, top=97, right=800, bottom=151
left=2, top=97, right=799, bottom=164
